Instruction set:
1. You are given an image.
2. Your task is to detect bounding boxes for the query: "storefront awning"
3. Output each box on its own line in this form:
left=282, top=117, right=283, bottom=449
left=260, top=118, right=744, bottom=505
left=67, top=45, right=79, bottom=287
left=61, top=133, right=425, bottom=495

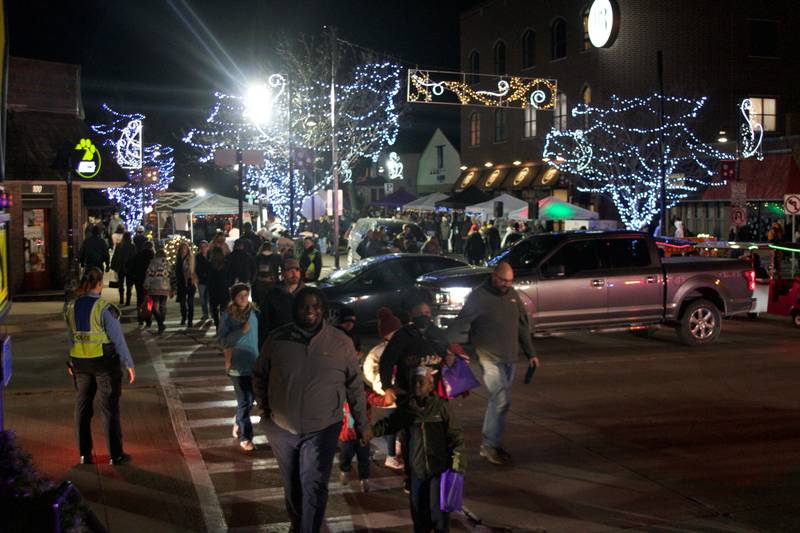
left=702, top=154, right=800, bottom=201
left=479, top=166, right=511, bottom=190
left=501, top=164, right=540, bottom=190
left=454, top=168, right=483, bottom=190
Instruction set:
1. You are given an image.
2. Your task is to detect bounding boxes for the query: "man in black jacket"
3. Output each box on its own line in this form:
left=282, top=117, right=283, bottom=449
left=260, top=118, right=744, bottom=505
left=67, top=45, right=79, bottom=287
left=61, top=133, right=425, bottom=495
left=79, top=225, right=110, bottom=271
left=258, top=258, right=303, bottom=348
left=130, top=241, right=155, bottom=325
left=225, top=239, right=256, bottom=284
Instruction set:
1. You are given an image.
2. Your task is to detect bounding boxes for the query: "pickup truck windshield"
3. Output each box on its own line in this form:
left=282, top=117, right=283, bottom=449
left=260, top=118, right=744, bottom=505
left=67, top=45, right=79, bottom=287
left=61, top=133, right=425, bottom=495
left=487, top=234, right=561, bottom=269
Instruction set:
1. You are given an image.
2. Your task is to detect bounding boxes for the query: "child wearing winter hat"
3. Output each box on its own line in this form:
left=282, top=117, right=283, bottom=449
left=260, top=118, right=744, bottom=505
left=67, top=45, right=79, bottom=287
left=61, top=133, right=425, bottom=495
left=218, top=283, right=260, bottom=451
left=362, top=307, right=405, bottom=470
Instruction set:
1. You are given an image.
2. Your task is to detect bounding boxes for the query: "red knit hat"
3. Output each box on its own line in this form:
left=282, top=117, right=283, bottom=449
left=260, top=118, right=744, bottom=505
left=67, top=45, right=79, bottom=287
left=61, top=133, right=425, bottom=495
left=377, top=307, right=402, bottom=339
left=470, top=224, right=478, bottom=232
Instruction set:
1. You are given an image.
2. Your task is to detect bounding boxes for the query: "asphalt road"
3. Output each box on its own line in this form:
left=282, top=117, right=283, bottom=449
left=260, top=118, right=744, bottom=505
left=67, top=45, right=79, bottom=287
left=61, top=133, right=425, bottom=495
left=6, top=301, right=800, bottom=532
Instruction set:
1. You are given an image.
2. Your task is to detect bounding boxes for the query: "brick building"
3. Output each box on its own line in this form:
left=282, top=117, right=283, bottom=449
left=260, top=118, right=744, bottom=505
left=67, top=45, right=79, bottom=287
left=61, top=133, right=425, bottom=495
left=458, top=0, right=800, bottom=232
left=4, top=57, right=126, bottom=295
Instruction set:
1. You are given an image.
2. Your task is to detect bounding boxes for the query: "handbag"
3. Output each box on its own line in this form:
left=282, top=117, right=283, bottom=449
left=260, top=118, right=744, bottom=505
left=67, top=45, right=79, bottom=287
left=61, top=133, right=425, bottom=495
left=439, top=469, right=464, bottom=512
left=138, top=292, right=154, bottom=321
left=440, top=355, right=480, bottom=399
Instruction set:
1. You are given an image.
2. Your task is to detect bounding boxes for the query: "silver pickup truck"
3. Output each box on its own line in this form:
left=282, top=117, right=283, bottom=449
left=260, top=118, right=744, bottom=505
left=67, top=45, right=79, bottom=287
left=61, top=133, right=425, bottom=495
left=417, top=231, right=756, bottom=346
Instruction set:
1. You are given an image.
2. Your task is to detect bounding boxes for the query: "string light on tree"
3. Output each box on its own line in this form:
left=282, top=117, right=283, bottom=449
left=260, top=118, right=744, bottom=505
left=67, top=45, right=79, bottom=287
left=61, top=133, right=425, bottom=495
left=91, top=104, right=175, bottom=230
left=184, top=62, right=402, bottom=229
left=543, top=94, right=731, bottom=230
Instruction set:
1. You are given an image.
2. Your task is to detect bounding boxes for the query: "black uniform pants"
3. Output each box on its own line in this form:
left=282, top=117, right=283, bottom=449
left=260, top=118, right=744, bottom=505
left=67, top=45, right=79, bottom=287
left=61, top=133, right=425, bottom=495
left=72, top=355, right=124, bottom=458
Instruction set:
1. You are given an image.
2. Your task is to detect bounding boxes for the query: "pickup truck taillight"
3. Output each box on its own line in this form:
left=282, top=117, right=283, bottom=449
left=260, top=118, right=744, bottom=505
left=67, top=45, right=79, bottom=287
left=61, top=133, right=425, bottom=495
left=743, top=269, right=755, bottom=291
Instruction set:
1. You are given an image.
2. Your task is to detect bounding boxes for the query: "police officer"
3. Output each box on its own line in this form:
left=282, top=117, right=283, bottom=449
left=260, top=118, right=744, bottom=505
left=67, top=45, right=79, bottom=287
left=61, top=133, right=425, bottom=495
left=65, top=267, right=136, bottom=465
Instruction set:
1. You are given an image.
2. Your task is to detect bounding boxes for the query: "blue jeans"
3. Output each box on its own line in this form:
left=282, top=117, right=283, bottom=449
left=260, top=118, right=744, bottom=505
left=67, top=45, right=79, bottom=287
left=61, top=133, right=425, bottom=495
left=339, top=440, right=370, bottom=479
left=409, top=473, right=449, bottom=532
left=230, top=376, right=254, bottom=442
left=198, top=283, right=209, bottom=317
left=263, top=419, right=341, bottom=533
left=480, top=360, right=516, bottom=448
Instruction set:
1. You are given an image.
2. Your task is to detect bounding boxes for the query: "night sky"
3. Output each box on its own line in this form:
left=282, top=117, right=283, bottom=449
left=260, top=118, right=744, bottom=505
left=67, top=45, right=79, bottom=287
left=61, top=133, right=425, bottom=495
left=7, top=0, right=479, bottom=192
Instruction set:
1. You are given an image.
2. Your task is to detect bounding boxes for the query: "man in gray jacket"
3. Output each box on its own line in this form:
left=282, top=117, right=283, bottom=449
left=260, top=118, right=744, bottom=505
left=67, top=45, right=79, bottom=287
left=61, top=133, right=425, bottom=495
left=447, top=261, right=539, bottom=465
left=252, top=286, right=371, bottom=532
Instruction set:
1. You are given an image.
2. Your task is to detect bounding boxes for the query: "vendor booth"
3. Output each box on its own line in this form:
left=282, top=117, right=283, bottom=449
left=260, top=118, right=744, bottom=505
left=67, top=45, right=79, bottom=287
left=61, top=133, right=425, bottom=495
left=163, top=193, right=258, bottom=243
left=402, top=192, right=449, bottom=212
left=465, top=193, right=528, bottom=220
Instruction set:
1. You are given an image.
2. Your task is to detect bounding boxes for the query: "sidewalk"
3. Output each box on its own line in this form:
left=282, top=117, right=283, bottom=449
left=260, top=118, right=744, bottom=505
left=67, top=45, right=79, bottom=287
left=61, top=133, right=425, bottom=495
left=3, top=285, right=207, bottom=532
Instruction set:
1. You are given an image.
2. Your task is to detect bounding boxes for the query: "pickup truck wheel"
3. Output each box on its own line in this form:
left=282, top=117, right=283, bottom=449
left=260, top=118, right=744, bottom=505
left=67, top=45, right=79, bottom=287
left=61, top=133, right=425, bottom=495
left=677, top=299, right=721, bottom=345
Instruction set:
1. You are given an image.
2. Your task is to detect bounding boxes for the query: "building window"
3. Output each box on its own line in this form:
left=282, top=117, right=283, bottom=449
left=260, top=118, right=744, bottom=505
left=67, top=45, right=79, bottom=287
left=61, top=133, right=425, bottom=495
left=494, top=41, right=507, bottom=75
left=523, top=106, right=537, bottom=138
left=554, top=92, right=568, bottom=130
left=748, top=20, right=779, bottom=58
left=468, top=51, right=480, bottom=84
left=581, top=6, right=591, bottom=50
left=747, top=97, right=777, bottom=132
left=436, top=145, right=444, bottom=168
left=581, top=85, right=592, bottom=127
left=469, top=112, right=480, bottom=146
left=494, top=109, right=507, bottom=142
left=522, top=30, right=536, bottom=68
left=552, top=18, right=567, bottom=59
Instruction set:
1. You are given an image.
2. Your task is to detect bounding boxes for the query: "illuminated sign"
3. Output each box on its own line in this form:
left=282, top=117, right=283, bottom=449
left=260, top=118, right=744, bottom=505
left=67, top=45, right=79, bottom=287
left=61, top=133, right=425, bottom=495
left=386, top=152, right=404, bottom=180
left=74, top=138, right=102, bottom=179
left=540, top=167, right=559, bottom=186
left=588, top=0, right=620, bottom=48
left=461, top=171, right=476, bottom=187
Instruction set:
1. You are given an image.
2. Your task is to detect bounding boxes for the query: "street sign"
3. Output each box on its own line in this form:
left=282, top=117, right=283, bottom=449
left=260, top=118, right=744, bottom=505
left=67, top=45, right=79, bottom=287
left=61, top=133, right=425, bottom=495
left=784, top=194, right=800, bottom=215
left=384, top=182, right=394, bottom=195
left=731, top=182, right=747, bottom=206
left=730, top=206, right=748, bottom=226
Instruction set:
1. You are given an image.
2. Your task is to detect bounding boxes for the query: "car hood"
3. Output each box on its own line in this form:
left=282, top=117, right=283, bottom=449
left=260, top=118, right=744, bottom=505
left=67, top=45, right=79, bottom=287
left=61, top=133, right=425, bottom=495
left=416, top=265, right=491, bottom=289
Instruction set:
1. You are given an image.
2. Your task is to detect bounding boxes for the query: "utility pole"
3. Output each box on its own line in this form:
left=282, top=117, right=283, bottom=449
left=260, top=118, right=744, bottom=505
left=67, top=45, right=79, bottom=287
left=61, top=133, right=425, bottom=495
left=288, top=74, right=296, bottom=234
left=657, top=50, right=668, bottom=235
left=330, top=26, right=340, bottom=269
left=237, top=148, right=244, bottom=233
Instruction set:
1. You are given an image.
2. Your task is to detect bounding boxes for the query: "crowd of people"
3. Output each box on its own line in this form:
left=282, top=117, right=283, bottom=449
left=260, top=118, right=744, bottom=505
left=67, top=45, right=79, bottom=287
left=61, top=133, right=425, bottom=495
left=69, top=212, right=545, bottom=532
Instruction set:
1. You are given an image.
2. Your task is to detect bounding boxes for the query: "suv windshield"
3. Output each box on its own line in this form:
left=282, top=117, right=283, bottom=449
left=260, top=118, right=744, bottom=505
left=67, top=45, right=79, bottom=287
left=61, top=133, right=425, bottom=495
left=487, top=234, right=561, bottom=269
left=321, top=256, right=380, bottom=285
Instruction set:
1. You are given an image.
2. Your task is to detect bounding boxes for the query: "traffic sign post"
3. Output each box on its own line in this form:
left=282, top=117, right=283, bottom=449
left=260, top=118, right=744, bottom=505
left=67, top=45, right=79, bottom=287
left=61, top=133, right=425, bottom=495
left=730, top=206, right=747, bottom=227
left=786, top=194, right=800, bottom=277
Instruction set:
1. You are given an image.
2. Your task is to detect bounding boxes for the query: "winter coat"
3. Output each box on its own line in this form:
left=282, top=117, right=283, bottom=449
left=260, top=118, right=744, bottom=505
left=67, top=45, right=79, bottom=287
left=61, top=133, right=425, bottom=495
left=144, top=257, right=175, bottom=296
left=173, top=253, right=197, bottom=289
left=259, top=283, right=304, bottom=347
left=255, top=253, right=282, bottom=285
left=79, top=235, right=110, bottom=270
left=110, top=241, right=134, bottom=275
left=195, top=253, right=211, bottom=285
left=252, top=321, right=368, bottom=435
left=207, top=264, right=231, bottom=305
left=339, top=390, right=389, bottom=442
left=218, top=306, right=260, bottom=376
left=464, top=232, right=486, bottom=263
left=131, top=249, right=155, bottom=284
left=225, top=249, right=256, bottom=284
left=373, top=394, right=466, bottom=478
left=379, top=323, right=449, bottom=398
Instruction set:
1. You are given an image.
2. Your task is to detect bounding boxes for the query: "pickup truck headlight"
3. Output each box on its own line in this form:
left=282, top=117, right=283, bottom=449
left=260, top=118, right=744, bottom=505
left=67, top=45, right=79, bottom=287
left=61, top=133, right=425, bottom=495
left=436, top=287, right=471, bottom=307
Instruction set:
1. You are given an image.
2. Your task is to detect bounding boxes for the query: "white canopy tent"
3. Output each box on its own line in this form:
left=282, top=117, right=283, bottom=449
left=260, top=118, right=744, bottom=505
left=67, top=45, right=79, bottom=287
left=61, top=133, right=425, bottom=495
left=402, top=192, right=450, bottom=212
left=465, top=193, right=529, bottom=220
left=170, top=193, right=259, bottom=242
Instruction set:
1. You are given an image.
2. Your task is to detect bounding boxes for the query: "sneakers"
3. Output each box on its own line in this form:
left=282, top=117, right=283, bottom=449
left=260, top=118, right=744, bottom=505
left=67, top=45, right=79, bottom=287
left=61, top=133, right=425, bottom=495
left=339, top=470, right=350, bottom=485
left=239, top=440, right=255, bottom=451
left=358, top=479, right=369, bottom=493
left=384, top=455, right=404, bottom=471
left=480, top=445, right=509, bottom=465
left=109, top=453, right=132, bottom=466
left=79, top=455, right=93, bottom=465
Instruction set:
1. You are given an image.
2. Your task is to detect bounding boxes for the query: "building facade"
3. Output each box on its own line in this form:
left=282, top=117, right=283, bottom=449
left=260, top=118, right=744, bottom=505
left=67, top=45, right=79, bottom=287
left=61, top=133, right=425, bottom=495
left=459, top=0, right=800, bottom=233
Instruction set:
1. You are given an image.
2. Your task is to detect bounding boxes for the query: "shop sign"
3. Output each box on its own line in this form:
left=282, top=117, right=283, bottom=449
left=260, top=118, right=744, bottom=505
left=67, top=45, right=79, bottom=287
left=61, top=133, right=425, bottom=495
left=730, top=206, right=747, bottom=226
left=784, top=194, right=800, bottom=215
left=588, top=0, right=620, bottom=48
left=74, top=139, right=102, bottom=179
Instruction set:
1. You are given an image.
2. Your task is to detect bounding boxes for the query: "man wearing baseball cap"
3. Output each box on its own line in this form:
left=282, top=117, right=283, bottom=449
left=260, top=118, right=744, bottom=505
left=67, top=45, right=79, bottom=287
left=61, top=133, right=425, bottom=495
left=257, top=258, right=303, bottom=348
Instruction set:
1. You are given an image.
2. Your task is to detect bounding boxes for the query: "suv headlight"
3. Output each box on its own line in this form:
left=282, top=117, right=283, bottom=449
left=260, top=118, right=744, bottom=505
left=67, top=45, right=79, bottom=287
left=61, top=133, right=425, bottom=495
left=436, top=287, right=471, bottom=307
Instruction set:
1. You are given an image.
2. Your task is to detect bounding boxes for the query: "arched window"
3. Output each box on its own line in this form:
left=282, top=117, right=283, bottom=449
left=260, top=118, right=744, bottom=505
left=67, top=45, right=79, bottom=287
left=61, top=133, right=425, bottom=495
left=494, top=41, right=507, bottom=75
left=468, top=51, right=480, bottom=84
left=494, top=109, right=507, bottom=142
left=522, top=30, right=536, bottom=68
left=552, top=18, right=567, bottom=59
left=554, top=92, right=568, bottom=130
left=523, top=106, right=537, bottom=138
left=469, top=112, right=480, bottom=146
left=581, top=5, right=592, bottom=50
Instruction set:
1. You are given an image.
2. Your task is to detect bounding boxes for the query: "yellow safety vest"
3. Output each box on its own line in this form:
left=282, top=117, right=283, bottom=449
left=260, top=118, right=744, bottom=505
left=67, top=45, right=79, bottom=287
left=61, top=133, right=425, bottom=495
left=65, top=297, right=113, bottom=358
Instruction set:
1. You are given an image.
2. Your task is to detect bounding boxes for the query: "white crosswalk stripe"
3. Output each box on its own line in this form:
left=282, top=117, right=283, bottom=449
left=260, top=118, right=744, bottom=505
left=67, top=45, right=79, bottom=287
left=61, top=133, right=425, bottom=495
left=146, top=323, right=423, bottom=531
